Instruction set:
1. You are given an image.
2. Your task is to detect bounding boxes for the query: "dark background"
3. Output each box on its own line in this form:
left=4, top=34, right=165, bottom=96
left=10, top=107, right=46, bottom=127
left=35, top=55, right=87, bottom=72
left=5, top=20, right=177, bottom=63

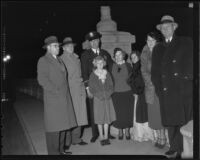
left=2, top=1, right=194, bottom=79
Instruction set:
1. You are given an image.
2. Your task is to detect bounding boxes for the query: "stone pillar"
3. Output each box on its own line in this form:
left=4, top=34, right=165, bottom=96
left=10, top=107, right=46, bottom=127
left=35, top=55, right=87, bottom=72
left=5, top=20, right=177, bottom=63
left=97, top=6, right=135, bottom=58
left=82, top=6, right=135, bottom=59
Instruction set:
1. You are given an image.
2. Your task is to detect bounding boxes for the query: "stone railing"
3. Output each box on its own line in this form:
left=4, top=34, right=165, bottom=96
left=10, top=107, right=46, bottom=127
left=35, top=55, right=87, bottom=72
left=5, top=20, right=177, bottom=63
left=16, top=79, right=43, bottom=100
left=180, top=120, right=193, bottom=158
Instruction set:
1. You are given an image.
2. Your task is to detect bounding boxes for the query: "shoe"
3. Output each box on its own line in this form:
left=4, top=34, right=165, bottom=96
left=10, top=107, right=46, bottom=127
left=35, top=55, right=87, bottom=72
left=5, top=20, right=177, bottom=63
left=104, top=139, right=111, bottom=145
left=165, top=150, right=177, bottom=158
left=118, top=134, right=123, bottom=140
left=126, top=135, right=131, bottom=140
left=100, top=140, right=105, bottom=146
left=63, top=145, right=70, bottom=150
left=72, top=140, right=88, bottom=145
left=90, top=136, right=98, bottom=143
left=60, top=151, right=72, bottom=155
left=109, top=135, right=116, bottom=139
left=157, top=143, right=165, bottom=149
left=165, top=150, right=176, bottom=155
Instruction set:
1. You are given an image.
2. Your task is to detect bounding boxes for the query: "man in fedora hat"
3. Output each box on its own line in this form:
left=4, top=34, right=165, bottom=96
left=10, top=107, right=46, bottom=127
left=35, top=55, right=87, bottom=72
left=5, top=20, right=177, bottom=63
left=60, top=37, right=88, bottom=150
left=37, top=36, right=77, bottom=155
left=151, top=15, right=193, bottom=158
left=81, top=31, right=115, bottom=143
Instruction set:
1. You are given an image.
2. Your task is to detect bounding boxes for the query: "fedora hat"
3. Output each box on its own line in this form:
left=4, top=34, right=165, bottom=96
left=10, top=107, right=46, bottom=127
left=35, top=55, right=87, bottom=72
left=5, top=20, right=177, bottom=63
left=62, top=37, right=76, bottom=47
left=156, top=15, right=178, bottom=30
left=85, top=31, right=102, bottom=41
left=42, top=36, right=60, bottom=49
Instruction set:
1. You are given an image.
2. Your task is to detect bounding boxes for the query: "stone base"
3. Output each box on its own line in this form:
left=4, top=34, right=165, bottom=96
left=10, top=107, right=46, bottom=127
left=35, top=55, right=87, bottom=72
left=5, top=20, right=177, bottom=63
left=180, top=120, right=193, bottom=159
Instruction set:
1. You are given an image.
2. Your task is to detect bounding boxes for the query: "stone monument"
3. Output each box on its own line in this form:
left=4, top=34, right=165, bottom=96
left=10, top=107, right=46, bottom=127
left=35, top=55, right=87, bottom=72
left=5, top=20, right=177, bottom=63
left=82, top=6, right=135, bottom=58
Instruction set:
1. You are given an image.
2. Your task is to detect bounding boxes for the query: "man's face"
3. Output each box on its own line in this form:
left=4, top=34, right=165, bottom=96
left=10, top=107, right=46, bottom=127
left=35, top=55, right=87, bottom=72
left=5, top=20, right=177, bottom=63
left=63, top=44, right=74, bottom=54
left=90, top=39, right=99, bottom=49
left=160, top=23, right=175, bottom=39
left=47, top=43, right=60, bottom=56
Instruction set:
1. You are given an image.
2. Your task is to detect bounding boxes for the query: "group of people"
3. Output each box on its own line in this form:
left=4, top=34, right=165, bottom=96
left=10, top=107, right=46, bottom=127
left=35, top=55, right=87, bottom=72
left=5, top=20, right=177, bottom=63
left=37, top=14, right=193, bottom=157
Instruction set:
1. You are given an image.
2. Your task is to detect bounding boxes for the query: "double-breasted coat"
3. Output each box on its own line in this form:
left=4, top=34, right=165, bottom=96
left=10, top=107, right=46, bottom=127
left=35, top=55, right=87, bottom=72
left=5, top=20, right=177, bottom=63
left=60, top=52, right=88, bottom=126
left=151, top=35, right=193, bottom=126
left=37, top=53, right=77, bottom=132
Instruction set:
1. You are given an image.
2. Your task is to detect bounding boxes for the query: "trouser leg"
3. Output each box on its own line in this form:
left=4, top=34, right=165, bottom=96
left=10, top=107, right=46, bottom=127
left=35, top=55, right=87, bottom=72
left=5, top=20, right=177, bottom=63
left=65, top=129, right=72, bottom=147
left=45, top=131, right=65, bottom=155
left=167, top=125, right=183, bottom=153
left=89, top=98, right=98, bottom=137
left=71, top=126, right=82, bottom=144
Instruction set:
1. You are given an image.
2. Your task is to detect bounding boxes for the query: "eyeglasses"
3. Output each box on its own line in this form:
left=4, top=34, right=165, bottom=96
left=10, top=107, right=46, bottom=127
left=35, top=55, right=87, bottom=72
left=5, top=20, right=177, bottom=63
left=50, top=44, right=60, bottom=48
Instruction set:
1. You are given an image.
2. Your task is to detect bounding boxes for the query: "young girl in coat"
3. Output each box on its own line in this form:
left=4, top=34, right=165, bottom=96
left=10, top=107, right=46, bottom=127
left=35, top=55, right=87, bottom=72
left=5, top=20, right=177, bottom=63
left=89, top=56, right=116, bottom=146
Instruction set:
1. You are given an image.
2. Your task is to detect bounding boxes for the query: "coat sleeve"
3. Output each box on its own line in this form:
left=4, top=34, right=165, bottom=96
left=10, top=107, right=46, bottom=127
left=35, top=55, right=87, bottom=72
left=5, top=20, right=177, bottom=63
left=81, top=51, right=89, bottom=88
left=104, top=72, right=114, bottom=98
left=140, top=48, right=152, bottom=86
left=37, top=57, right=58, bottom=92
left=151, top=45, right=163, bottom=96
left=89, top=73, right=104, bottom=99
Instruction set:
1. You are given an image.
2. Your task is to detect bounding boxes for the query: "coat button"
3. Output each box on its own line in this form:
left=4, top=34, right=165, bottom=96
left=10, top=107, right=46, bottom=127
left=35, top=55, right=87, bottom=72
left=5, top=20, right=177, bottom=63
left=174, top=73, right=178, bottom=76
left=172, top=59, right=176, bottom=63
left=163, top=87, right=167, bottom=91
left=162, top=74, right=166, bottom=78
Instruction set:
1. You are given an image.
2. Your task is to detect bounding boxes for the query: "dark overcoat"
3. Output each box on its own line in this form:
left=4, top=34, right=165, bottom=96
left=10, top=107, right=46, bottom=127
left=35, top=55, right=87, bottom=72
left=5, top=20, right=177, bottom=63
left=151, top=35, right=193, bottom=126
left=80, top=48, right=113, bottom=88
left=37, top=53, right=77, bottom=132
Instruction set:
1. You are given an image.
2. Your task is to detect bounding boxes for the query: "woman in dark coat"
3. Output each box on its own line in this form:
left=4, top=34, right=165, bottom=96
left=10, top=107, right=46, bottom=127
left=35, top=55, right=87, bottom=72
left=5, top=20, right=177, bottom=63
left=128, top=50, right=153, bottom=142
left=111, top=48, right=134, bottom=140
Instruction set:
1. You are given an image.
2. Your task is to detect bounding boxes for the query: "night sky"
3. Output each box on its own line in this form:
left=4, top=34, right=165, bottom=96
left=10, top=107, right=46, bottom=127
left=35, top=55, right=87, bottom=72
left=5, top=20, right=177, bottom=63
left=2, top=1, right=194, bottom=79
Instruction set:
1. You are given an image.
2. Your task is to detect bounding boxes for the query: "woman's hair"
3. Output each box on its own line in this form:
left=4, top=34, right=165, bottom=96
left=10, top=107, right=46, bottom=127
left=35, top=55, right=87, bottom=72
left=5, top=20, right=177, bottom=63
left=113, top=47, right=126, bottom=60
left=130, top=50, right=140, bottom=61
left=92, top=55, right=106, bottom=69
left=146, top=31, right=161, bottom=42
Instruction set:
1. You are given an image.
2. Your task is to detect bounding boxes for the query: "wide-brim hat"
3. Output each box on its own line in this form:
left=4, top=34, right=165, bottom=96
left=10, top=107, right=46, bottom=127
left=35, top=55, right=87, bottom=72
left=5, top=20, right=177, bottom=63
left=62, top=37, right=76, bottom=47
left=42, top=36, right=60, bottom=49
left=85, top=31, right=102, bottom=41
left=156, top=15, right=178, bottom=31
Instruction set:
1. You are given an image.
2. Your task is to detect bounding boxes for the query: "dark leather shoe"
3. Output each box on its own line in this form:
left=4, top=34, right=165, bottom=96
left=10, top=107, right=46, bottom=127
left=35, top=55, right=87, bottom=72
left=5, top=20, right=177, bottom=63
left=126, top=135, right=131, bottom=140
left=60, top=151, right=72, bottom=155
left=100, top=140, right=105, bottom=146
left=165, top=150, right=176, bottom=156
left=118, top=134, right=123, bottom=140
left=157, top=143, right=165, bottom=149
left=73, top=140, right=88, bottom=145
left=104, top=139, right=111, bottom=145
left=109, top=135, right=116, bottom=139
left=90, top=136, right=98, bottom=143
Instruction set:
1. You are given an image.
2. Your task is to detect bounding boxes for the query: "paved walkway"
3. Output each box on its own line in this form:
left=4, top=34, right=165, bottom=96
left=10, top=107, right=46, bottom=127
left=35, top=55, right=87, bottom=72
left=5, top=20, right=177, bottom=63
left=14, top=93, right=168, bottom=155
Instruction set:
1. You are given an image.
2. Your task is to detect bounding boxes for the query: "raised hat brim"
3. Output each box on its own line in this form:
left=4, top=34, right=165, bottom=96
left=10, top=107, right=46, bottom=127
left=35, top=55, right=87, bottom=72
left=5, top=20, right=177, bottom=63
left=42, top=42, right=61, bottom=49
left=156, top=22, right=178, bottom=30
left=62, top=42, right=76, bottom=47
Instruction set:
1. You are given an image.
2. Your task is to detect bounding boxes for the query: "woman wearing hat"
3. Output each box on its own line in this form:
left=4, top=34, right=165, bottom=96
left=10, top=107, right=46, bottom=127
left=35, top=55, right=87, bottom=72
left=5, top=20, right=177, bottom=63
left=151, top=15, right=193, bottom=158
left=60, top=37, right=88, bottom=149
left=140, top=32, right=166, bottom=148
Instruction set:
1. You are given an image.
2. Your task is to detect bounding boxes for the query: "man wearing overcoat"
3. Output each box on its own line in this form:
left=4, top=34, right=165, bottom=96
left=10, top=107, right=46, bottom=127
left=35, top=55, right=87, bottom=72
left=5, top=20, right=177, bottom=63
left=151, top=15, right=193, bottom=158
left=37, top=36, right=77, bottom=155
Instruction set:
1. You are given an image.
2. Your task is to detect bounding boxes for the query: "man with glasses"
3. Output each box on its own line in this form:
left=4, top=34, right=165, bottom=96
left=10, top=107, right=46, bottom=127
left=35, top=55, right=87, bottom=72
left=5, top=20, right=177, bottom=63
left=37, top=36, right=77, bottom=155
